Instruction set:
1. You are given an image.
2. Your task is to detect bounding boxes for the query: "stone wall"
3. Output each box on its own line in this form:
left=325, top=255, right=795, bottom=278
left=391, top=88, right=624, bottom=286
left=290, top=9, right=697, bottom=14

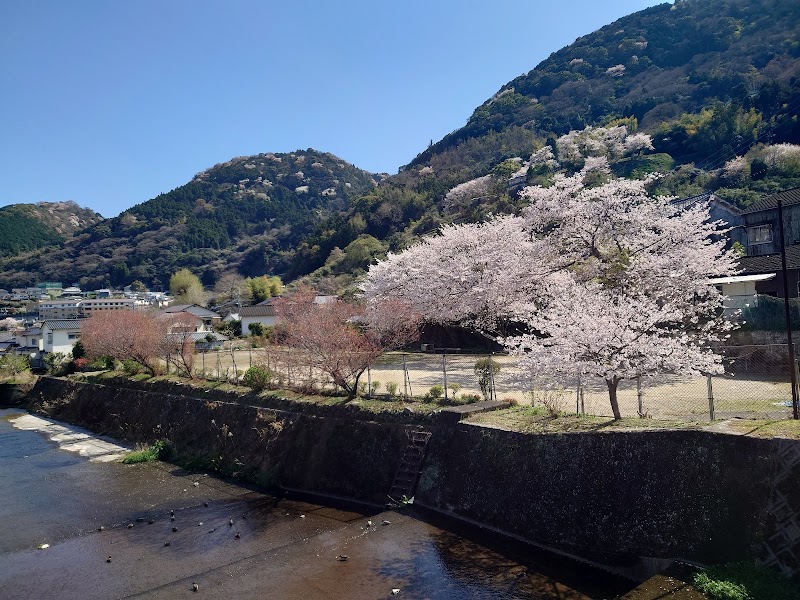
left=26, top=377, right=413, bottom=504
left=416, top=423, right=798, bottom=568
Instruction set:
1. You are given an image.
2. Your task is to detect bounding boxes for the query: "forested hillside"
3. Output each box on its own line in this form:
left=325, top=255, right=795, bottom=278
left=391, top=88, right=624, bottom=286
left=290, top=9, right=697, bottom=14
left=2, top=0, right=800, bottom=292
left=0, top=201, right=102, bottom=258
left=0, top=150, right=377, bottom=289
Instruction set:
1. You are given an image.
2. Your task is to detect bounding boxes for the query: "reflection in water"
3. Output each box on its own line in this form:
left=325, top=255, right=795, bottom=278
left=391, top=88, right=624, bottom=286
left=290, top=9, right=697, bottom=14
left=376, top=524, right=630, bottom=599
left=0, top=409, right=632, bottom=599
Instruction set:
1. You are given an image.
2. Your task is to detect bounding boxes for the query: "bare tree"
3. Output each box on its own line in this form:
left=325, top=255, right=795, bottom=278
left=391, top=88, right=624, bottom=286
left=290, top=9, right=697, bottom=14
left=274, top=287, right=419, bottom=399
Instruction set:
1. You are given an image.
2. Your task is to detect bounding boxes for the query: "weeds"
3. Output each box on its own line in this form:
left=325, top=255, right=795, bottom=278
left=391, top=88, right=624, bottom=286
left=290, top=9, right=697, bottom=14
left=121, top=440, right=169, bottom=464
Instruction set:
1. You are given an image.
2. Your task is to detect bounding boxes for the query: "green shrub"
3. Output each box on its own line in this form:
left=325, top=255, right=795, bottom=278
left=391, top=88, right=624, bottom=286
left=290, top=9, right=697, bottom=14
left=121, top=440, right=170, bottom=464
left=428, top=384, right=444, bottom=399
left=44, top=352, right=70, bottom=375
left=385, top=381, right=398, bottom=396
left=248, top=322, right=264, bottom=337
left=71, top=340, right=86, bottom=360
left=693, top=562, right=800, bottom=600
left=0, top=354, right=30, bottom=377
left=460, top=393, right=482, bottom=403
left=121, top=359, right=144, bottom=376
left=242, top=365, right=275, bottom=391
left=693, top=572, right=748, bottom=600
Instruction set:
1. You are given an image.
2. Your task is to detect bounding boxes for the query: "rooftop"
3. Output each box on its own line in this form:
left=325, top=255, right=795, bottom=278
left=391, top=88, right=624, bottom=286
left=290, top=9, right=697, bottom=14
left=740, top=187, right=800, bottom=215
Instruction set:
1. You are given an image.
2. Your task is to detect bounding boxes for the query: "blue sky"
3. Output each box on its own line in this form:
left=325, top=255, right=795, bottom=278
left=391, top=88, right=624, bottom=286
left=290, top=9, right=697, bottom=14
left=1, top=0, right=666, bottom=217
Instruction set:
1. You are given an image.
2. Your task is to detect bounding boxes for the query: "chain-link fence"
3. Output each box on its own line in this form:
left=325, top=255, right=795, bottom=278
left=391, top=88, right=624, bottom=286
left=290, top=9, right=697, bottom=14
left=188, top=345, right=798, bottom=421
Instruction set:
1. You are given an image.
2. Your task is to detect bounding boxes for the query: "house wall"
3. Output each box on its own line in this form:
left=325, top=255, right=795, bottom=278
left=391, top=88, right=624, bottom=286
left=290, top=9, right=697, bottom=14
left=743, top=204, right=800, bottom=256
left=43, top=329, right=78, bottom=355
left=241, top=315, right=278, bottom=334
left=755, top=269, right=800, bottom=298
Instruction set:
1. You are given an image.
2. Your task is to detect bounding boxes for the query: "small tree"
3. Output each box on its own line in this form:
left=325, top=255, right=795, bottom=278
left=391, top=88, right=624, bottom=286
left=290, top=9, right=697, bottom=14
left=0, top=354, right=30, bottom=378
left=169, top=269, right=206, bottom=306
left=162, top=313, right=197, bottom=378
left=473, top=358, right=500, bottom=400
left=81, top=310, right=167, bottom=375
left=274, top=287, right=420, bottom=400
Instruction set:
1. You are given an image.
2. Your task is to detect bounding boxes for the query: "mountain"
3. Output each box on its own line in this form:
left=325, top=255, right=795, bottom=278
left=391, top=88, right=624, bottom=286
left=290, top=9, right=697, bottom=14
left=2, top=0, right=800, bottom=292
left=0, top=150, right=378, bottom=289
left=409, top=0, right=800, bottom=174
left=0, top=201, right=103, bottom=258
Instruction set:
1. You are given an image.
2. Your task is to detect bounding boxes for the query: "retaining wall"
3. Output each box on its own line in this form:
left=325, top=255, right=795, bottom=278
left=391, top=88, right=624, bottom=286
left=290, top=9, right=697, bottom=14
left=25, top=376, right=800, bottom=571
left=416, top=423, right=799, bottom=568
left=26, top=377, right=412, bottom=504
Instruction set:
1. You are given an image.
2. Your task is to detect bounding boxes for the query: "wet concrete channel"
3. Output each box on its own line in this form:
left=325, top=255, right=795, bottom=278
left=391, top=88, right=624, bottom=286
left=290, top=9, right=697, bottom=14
left=0, top=408, right=636, bottom=599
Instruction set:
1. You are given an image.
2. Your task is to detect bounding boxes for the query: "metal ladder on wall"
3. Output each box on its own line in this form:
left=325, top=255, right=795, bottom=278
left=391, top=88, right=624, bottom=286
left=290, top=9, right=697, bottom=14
left=388, top=429, right=432, bottom=501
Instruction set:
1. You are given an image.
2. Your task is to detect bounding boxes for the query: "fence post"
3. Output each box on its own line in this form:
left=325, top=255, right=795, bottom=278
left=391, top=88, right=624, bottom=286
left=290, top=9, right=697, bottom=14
left=637, top=375, right=643, bottom=416
left=489, top=352, right=496, bottom=401
left=707, top=374, right=715, bottom=421
left=249, top=348, right=252, bottom=368
left=216, top=350, right=221, bottom=381
left=367, top=366, right=372, bottom=398
left=443, top=352, right=448, bottom=401
left=576, top=375, right=581, bottom=415
left=402, top=353, right=408, bottom=398
left=202, top=350, right=205, bottom=377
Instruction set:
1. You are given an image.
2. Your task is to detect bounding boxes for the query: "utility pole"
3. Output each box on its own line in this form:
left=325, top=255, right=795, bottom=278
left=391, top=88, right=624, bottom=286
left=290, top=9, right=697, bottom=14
left=777, top=197, right=799, bottom=419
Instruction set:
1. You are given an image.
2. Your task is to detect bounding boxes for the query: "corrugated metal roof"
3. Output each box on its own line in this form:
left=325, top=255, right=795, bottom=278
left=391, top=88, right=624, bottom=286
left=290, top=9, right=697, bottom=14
left=240, top=305, right=276, bottom=317
left=41, top=319, right=84, bottom=331
left=741, top=187, right=800, bottom=215
left=738, top=244, right=800, bottom=273
left=161, top=304, right=220, bottom=319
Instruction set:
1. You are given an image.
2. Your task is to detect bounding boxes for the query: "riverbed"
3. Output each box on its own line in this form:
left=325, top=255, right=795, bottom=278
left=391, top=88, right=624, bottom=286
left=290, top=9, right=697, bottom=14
left=0, top=408, right=633, bottom=599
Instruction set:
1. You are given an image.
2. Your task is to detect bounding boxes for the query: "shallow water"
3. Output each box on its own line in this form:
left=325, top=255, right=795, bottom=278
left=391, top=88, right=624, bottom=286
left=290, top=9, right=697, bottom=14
left=0, top=408, right=633, bottom=599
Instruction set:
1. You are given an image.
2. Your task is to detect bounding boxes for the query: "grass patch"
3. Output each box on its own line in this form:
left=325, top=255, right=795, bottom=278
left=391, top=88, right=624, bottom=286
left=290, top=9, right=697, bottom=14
left=121, top=440, right=169, bottom=464
left=466, top=406, right=705, bottom=434
left=693, top=562, right=800, bottom=600
left=723, top=419, right=800, bottom=440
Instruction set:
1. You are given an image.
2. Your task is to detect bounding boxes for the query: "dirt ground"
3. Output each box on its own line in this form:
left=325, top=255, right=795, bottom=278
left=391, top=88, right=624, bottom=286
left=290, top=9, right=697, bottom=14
left=192, top=349, right=795, bottom=421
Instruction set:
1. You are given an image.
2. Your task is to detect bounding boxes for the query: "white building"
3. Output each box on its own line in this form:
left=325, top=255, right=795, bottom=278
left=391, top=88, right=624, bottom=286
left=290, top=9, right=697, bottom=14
left=709, top=273, right=777, bottom=316
left=240, top=303, right=278, bottom=335
left=41, top=320, right=83, bottom=355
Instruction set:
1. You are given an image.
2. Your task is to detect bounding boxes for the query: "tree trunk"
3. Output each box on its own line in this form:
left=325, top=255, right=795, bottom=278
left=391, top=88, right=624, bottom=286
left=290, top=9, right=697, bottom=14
left=606, top=377, right=622, bottom=420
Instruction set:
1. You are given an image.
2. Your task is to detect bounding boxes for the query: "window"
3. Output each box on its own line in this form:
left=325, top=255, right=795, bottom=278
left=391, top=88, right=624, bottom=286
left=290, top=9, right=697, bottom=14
left=747, top=225, right=773, bottom=246
left=47, top=333, right=53, bottom=344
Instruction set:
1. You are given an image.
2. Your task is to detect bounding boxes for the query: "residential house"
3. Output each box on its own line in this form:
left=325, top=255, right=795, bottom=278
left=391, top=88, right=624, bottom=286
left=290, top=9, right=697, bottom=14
left=11, top=326, right=44, bottom=369
left=733, top=188, right=800, bottom=298
left=159, top=305, right=221, bottom=332
left=41, top=320, right=83, bottom=355
left=239, top=295, right=335, bottom=336
left=240, top=302, right=277, bottom=335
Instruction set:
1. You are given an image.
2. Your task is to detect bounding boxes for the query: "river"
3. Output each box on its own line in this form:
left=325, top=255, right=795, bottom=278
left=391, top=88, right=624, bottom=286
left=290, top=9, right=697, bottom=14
left=0, top=408, right=633, bottom=599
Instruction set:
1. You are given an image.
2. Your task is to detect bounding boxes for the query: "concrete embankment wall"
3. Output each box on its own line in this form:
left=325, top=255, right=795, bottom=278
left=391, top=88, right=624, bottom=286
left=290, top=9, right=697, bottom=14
left=26, top=377, right=800, bottom=570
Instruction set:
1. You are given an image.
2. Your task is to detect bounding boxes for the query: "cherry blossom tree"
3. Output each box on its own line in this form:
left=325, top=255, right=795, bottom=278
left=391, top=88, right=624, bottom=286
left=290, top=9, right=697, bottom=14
left=362, top=216, right=550, bottom=335
left=81, top=310, right=168, bottom=375
left=273, top=287, right=420, bottom=399
left=365, top=163, right=737, bottom=418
